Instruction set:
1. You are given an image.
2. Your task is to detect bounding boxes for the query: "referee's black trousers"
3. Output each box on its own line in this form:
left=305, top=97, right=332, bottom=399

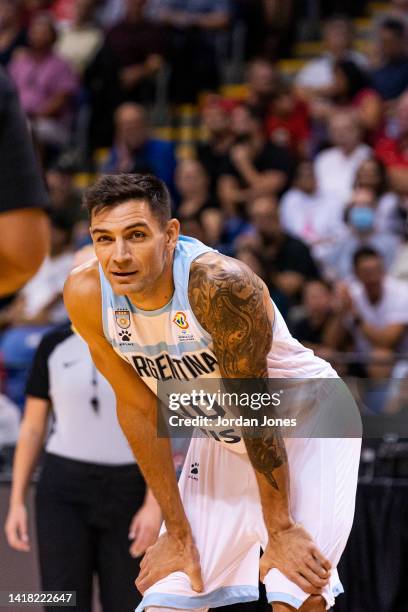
left=35, top=452, right=146, bottom=612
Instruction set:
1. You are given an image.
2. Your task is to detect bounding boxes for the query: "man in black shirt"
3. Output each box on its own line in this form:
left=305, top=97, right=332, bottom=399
left=0, top=67, right=49, bottom=297
left=218, top=104, right=295, bottom=214
left=248, top=195, right=320, bottom=303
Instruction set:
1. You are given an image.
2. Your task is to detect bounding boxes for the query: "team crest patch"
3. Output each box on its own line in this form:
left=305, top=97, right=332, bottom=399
left=115, top=310, right=131, bottom=329
left=173, top=311, right=189, bottom=330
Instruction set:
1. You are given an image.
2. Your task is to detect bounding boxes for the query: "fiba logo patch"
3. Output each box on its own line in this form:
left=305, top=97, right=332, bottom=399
left=173, top=311, right=189, bottom=330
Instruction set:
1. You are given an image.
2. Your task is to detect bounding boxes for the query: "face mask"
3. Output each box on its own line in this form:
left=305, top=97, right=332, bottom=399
left=349, top=206, right=375, bottom=231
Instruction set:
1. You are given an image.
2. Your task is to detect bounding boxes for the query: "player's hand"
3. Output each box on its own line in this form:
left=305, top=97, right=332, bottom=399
left=4, top=503, right=30, bottom=552
left=260, top=523, right=331, bottom=594
left=135, top=531, right=203, bottom=594
left=128, top=499, right=162, bottom=558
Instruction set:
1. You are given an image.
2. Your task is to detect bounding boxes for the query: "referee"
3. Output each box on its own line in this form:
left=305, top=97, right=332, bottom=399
left=0, top=66, right=49, bottom=297
left=5, top=324, right=161, bottom=612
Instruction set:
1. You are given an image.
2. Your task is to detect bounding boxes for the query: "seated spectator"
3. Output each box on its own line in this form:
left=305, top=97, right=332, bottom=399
left=56, top=0, right=102, bottom=75
left=101, top=102, right=176, bottom=190
left=9, top=13, right=78, bottom=154
left=371, top=17, right=408, bottom=101
left=375, top=90, right=408, bottom=193
left=326, top=187, right=401, bottom=279
left=196, top=95, right=235, bottom=198
left=279, top=160, right=344, bottom=269
left=290, top=279, right=341, bottom=360
left=149, top=0, right=230, bottom=103
left=218, top=104, right=295, bottom=215
left=265, top=82, right=310, bottom=157
left=84, top=0, right=163, bottom=148
left=46, top=156, right=84, bottom=226
left=314, top=110, right=371, bottom=202
left=246, top=57, right=280, bottom=119
left=355, top=157, right=405, bottom=235
left=244, top=194, right=320, bottom=303
left=330, top=247, right=408, bottom=365
left=175, top=159, right=215, bottom=219
left=0, top=0, right=27, bottom=66
left=295, top=16, right=367, bottom=101
left=199, top=207, right=232, bottom=254
left=104, top=0, right=163, bottom=102
left=331, top=60, right=383, bottom=136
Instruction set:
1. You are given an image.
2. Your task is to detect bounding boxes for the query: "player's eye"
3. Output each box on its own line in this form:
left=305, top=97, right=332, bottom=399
left=130, top=231, right=146, bottom=240
left=96, top=235, right=111, bottom=242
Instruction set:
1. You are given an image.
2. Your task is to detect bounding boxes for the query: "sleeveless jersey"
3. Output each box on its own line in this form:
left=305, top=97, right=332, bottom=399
left=100, top=236, right=337, bottom=453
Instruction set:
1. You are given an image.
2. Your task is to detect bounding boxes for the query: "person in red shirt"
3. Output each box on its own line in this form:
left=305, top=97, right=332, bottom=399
left=375, top=91, right=408, bottom=192
left=265, top=83, right=310, bottom=158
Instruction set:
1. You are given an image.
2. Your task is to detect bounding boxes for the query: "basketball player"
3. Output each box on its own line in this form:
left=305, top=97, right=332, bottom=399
left=0, top=66, right=49, bottom=297
left=64, top=174, right=361, bottom=612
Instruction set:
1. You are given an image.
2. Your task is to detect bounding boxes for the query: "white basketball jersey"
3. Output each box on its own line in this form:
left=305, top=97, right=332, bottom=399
left=100, top=236, right=337, bottom=452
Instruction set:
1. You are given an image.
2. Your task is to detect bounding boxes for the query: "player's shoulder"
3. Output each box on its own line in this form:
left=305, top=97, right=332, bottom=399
left=63, top=257, right=102, bottom=331
left=190, top=251, right=263, bottom=289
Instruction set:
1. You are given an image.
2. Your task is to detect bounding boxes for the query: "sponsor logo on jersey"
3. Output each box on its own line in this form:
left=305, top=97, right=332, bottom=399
left=173, top=311, right=189, bottom=330
left=115, top=310, right=131, bottom=329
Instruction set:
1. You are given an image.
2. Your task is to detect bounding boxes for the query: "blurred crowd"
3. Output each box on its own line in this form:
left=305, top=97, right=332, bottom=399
left=1, top=0, right=408, bottom=430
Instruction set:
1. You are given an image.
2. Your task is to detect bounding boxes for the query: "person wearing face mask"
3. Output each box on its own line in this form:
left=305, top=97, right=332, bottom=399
left=326, top=186, right=401, bottom=280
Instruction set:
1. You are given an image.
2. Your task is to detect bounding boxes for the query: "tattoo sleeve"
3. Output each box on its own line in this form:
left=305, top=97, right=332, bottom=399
left=188, top=255, right=287, bottom=490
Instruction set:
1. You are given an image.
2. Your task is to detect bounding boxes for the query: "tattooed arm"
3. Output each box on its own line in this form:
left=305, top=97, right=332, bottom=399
left=189, top=253, right=331, bottom=591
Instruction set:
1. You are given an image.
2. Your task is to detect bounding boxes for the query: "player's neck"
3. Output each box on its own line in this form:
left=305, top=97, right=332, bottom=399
left=128, top=264, right=175, bottom=312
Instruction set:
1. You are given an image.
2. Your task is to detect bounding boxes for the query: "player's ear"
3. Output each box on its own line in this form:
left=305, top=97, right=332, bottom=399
left=166, top=218, right=180, bottom=248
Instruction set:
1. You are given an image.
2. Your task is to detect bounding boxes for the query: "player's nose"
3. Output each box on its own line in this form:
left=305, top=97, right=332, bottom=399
left=112, top=239, right=132, bottom=264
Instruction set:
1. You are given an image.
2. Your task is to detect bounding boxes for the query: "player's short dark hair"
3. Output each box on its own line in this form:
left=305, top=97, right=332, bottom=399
left=83, top=174, right=171, bottom=227
left=381, top=17, right=405, bottom=39
left=353, top=246, right=381, bottom=270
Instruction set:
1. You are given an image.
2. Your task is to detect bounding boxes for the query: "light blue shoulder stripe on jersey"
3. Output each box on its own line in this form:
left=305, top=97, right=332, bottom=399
left=173, top=235, right=214, bottom=342
left=98, top=265, right=113, bottom=343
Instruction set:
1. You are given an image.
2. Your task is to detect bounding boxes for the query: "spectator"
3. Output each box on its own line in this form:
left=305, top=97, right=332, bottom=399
left=290, top=279, right=340, bottom=360
left=175, top=158, right=215, bottom=219
left=265, top=82, right=310, bottom=157
left=0, top=0, right=27, bottom=66
left=101, top=102, right=176, bottom=190
left=295, top=16, right=367, bottom=101
left=84, top=0, right=163, bottom=149
left=331, top=60, right=383, bottom=135
left=56, top=0, right=102, bottom=75
left=104, top=0, right=163, bottom=102
left=331, top=247, right=408, bottom=361
left=196, top=94, right=235, bottom=198
left=150, top=0, right=230, bottom=103
left=198, top=206, right=232, bottom=254
left=9, top=13, right=78, bottom=154
left=95, top=0, right=126, bottom=27
left=245, top=194, right=320, bottom=302
left=45, top=156, right=84, bottom=226
left=327, top=187, right=401, bottom=279
left=279, top=160, right=344, bottom=270
left=314, top=110, right=371, bottom=202
left=218, top=104, right=295, bottom=214
left=375, top=90, right=408, bottom=193
left=5, top=322, right=161, bottom=611
left=371, top=17, right=408, bottom=100
left=355, top=157, right=405, bottom=235
left=246, top=57, right=280, bottom=119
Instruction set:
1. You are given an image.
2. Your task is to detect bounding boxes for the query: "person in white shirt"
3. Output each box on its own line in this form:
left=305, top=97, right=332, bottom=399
left=295, top=16, right=367, bottom=100
left=330, top=247, right=408, bottom=365
left=314, top=111, right=371, bottom=203
left=279, top=160, right=344, bottom=271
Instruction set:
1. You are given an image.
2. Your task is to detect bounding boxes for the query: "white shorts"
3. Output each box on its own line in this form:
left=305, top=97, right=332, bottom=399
left=136, top=425, right=361, bottom=612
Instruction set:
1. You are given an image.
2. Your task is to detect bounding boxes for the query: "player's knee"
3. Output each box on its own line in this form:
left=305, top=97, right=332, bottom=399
left=299, top=595, right=326, bottom=611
